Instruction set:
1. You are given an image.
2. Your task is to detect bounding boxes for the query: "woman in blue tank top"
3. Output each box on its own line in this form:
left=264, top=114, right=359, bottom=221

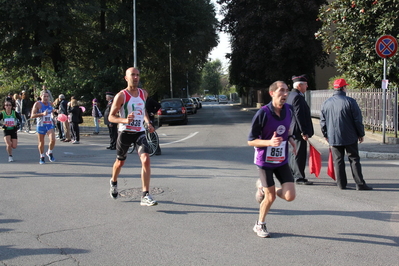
left=30, top=91, right=56, bottom=164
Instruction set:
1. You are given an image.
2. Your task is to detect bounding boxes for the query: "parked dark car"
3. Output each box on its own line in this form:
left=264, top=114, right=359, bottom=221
left=157, top=98, right=188, bottom=126
left=181, top=98, right=196, bottom=114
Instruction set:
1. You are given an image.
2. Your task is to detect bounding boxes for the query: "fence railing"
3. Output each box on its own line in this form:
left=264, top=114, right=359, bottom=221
left=309, top=89, right=399, bottom=133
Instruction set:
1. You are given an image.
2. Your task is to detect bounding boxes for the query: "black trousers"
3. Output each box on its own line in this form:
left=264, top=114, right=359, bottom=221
left=71, top=122, right=80, bottom=141
left=108, top=123, right=118, bottom=148
left=56, top=120, right=63, bottom=139
left=330, top=142, right=366, bottom=188
left=289, top=137, right=307, bottom=179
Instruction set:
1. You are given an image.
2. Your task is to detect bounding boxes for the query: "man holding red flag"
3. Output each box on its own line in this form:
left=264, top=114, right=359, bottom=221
left=286, top=74, right=314, bottom=185
left=320, top=78, right=372, bottom=190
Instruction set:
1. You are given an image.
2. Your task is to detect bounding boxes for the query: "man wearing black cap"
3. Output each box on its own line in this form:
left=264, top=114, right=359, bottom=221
left=320, top=79, right=372, bottom=190
left=104, top=92, right=117, bottom=150
left=286, top=74, right=314, bottom=185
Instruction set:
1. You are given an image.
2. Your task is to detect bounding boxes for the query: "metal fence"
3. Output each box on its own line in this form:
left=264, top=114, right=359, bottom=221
left=309, top=89, right=399, bottom=133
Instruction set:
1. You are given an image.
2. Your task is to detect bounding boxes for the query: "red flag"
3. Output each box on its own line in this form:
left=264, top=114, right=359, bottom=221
left=308, top=142, right=321, bottom=178
left=327, top=148, right=336, bottom=180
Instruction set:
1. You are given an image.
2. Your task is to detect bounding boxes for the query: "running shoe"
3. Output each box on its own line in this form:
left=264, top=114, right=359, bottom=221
left=110, top=179, right=118, bottom=199
left=140, top=194, right=158, bottom=206
left=8, top=156, right=13, bottom=162
left=72, top=140, right=80, bottom=144
left=255, top=178, right=265, bottom=203
left=39, top=157, right=45, bottom=164
left=46, top=152, right=56, bottom=162
left=253, top=221, right=270, bottom=238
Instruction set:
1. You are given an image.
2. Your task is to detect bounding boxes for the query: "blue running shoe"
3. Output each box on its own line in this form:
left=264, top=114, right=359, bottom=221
left=46, top=152, right=55, bottom=162
left=39, top=157, right=45, bottom=164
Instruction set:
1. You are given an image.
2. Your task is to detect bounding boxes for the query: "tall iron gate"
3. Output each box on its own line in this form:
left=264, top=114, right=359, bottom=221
left=309, top=89, right=398, bottom=133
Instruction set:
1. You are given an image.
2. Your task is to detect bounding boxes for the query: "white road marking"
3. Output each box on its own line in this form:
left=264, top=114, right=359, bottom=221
left=160, top=132, right=199, bottom=146
left=80, top=132, right=199, bottom=147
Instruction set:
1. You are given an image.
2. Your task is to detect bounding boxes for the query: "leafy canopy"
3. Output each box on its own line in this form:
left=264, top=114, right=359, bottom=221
left=318, top=0, right=399, bottom=88
left=218, top=0, right=327, bottom=89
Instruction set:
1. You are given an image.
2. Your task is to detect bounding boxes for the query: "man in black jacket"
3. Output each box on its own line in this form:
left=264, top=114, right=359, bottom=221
left=145, top=97, right=162, bottom=155
left=286, top=74, right=314, bottom=185
left=320, top=79, right=372, bottom=190
left=104, top=92, right=117, bottom=150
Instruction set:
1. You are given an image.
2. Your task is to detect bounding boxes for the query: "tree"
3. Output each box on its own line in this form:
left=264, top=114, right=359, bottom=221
left=318, top=0, right=399, bottom=88
left=218, top=0, right=327, bottom=89
left=0, top=0, right=219, bottom=101
left=137, top=0, right=218, bottom=98
left=201, top=59, right=223, bottom=95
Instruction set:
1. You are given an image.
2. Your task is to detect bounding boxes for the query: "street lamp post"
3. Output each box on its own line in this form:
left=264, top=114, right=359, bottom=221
left=133, top=0, right=137, bottom=67
left=186, top=50, right=191, bottom=98
left=169, top=41, right=173, bottom=98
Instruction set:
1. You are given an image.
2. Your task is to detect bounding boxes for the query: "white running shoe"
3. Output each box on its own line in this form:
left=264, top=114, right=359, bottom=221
left=140, top=194, right=158, bottom=206
left=8, top=156, right=13, bottom=162
left=110, top=179, right=118, bottom=199
left=253, top=221, right=270, bottom=238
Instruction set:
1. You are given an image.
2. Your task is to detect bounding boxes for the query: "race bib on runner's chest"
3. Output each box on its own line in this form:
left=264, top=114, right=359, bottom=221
left=126, top=110, right=144, bottom=131
left=265, top=141, right=286, bottom=163
left=4, top=118, right=15, bottom=127
left=43, top=112, right=52, bottom=124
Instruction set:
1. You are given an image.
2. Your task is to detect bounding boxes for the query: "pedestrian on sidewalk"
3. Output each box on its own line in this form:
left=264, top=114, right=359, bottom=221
left=104, top=92, right=117, bottom=150
left=145, top=96, right=162, bottom=155
left=248, top=81, right=297, bottom=238
left=92, top=98, right=102, bottom=135
left=68, top=98, right=82, bottom=144
left=320, top=78, right=372, bottom=190
left=21, top=90, right=32, bottom=132
left=58, top=94, right=71, bottom=142
left=53, top=96, right=64, bottom=140
left=286, top=74, right=314, bottom=185
left=108, top=67, right=157, bottom=206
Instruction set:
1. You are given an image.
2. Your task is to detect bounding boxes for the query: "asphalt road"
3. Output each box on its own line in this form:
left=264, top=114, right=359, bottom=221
left=1, top=102, right=398, bottom=265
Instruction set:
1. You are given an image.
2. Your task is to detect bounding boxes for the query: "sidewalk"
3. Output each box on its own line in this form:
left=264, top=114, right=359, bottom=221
left=239, top=105, right=399, bottom=160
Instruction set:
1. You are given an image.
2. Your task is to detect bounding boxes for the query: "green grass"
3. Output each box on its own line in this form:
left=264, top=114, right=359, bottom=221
left=81, top=116, right=107, bottom=128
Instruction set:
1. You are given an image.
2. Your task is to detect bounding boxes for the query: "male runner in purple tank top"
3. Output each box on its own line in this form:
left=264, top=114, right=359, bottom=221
left=248, top=81, right=297, bottom=238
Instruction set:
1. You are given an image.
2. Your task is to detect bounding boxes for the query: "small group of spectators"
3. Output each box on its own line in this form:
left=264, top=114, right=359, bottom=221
left=53, top=94, right=83, bottom=144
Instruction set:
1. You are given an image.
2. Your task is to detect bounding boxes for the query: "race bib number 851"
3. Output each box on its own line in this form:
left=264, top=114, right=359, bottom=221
left=265, top=141, right=286, bottom=164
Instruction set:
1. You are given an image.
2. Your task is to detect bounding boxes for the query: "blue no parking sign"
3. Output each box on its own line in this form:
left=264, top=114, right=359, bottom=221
left=375, top=35, right=398, bottom=58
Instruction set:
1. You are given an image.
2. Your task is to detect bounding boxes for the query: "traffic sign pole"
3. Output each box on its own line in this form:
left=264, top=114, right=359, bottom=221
left=383, top=58, right=387, bottom=143
left=375, top=35, right=398, bottom=143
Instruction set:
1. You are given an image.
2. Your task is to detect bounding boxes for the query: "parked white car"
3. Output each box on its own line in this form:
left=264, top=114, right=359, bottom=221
left=218, top=95, right=228, bottom=104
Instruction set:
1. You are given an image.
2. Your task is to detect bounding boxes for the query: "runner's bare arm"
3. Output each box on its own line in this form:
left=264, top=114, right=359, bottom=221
left=108, top=92, right=129, bottom=124
left=30, top=102, right=45, bottom=119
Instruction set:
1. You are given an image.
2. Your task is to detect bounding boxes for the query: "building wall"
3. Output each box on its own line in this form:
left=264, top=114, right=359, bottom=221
left=315, top=52, right=339, bottom=90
